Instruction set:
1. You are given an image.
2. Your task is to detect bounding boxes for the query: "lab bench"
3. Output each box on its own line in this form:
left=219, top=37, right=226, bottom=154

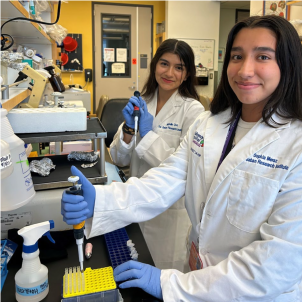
left=2, top=224, right=160, bottom=302
left=2, top=137, right=160, bottom=301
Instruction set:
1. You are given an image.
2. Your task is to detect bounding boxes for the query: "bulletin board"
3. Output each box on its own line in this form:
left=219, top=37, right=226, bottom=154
left=178, top=38, right=215, bottom=69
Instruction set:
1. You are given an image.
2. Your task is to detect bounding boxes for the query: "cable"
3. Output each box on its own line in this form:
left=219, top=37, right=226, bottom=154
left=82, top=80, right=89, bottom=89
left=1, top=34, right=14, bottom=50
left=1, top=0, right=62, bottom=50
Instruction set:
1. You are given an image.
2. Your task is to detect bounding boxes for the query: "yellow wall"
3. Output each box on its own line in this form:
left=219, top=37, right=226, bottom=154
left=57, top=1, right=165, bottom=112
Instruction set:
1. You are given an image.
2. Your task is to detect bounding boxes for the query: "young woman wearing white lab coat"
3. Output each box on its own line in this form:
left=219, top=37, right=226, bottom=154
left=109, top=39, right=204, bottom=271
left=62, top=16, right=302, bottom=301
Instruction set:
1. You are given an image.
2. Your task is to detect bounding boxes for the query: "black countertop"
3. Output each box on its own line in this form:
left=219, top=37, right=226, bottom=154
left=2, top=224, right=160, bottom=302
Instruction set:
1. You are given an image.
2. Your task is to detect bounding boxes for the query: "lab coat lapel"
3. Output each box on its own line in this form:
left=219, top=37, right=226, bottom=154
left=206, top=112, right=290, bottom=203
left=153, top=90, right=180, bottom=129
left=203, top=110, right=230, bottom=189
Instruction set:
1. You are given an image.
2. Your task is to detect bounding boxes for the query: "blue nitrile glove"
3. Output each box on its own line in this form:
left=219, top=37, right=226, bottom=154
left=122, top=96, right=144, bottom=128
left=114, top=260, right=163, bottom=300
left=139, top=100, right=154, bottom=137
left=61, top=166, right=96, bottom=225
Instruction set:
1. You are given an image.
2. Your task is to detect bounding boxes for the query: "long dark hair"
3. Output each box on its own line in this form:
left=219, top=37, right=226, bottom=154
left=210, top=15, right=302, bottom=127
left=141, top=39, right=199, bottom=101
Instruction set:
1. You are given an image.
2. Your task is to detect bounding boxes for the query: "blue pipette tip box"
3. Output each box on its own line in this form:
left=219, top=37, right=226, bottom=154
left=104, top=228, right=132, bottom=269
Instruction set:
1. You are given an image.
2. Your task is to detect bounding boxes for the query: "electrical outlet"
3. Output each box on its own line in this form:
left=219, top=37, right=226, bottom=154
left=85, top=69, right=92, bottom=82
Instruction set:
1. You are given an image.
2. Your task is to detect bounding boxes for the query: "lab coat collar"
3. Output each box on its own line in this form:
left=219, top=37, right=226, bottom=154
left=205, top=108, right=291, bottom=203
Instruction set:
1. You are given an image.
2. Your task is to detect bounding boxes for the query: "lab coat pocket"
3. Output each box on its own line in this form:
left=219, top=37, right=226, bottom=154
left=158, top=130, right=181, bottom=149
left=227, top=169, right=279, bottom=233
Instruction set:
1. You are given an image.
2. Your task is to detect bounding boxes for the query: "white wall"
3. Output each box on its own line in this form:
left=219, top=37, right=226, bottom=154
left=218, top=8, right=236, bottom=83
left=165, top=1, right=220, bottom=98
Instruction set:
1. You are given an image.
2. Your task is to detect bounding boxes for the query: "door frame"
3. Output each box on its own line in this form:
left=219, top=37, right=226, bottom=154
left=92, top=2, right=153, bottom=113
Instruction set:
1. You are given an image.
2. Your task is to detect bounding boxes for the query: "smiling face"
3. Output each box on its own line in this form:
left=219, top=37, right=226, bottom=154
left=227, top=27, right=281, bottom=121
left=155, top=52, right=188, bottom=96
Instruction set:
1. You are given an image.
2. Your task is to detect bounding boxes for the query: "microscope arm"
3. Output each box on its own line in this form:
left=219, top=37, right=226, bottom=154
left=19, top=66, right=47, bottom=108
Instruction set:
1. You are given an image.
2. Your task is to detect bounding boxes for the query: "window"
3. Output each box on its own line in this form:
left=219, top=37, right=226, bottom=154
left=102, top=14, right=131, bottom=78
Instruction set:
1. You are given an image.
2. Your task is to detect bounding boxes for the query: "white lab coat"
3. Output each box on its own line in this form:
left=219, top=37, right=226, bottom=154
left=109, top=89, right=204, bottom=271
left=86, top=108, right=302, bottom=301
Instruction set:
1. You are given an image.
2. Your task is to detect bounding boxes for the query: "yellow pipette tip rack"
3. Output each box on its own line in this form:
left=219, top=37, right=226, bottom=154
left=63, top=266, right=116, bottom=298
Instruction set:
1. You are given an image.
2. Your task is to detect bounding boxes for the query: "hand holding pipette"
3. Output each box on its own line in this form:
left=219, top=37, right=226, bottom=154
left=61, top=166, right=96, bottom=272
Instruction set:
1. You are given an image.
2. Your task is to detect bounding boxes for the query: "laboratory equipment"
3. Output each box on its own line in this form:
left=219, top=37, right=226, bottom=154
left=15, top=220, right=55, bottom=302
left=133, top=90, right=141, bottom=147
left=1, top=107, right=35, bottom=211
left=104, top=228, right=132, bottom=269
left=66, top=176, right=85, bottom=273
left=7, top=107, right=87, bottom=133
left=44, top=65, right=65, bottom=93
left=61, top=89, right=91, bottom=112
left=62, top=266, right=116, bottom=299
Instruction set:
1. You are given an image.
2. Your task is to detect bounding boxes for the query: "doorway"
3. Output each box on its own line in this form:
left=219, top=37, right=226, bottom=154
left=92, top=2, right=153, bottom=112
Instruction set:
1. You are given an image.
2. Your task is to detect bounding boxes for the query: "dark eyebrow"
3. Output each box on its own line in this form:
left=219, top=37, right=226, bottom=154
left=231, top=46, right=275, bottom=53
left=159, top=58, right=184, bottom=67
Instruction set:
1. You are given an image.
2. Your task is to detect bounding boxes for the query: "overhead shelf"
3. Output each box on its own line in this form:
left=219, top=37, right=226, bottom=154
left=1, top=0, right=55, bottom=45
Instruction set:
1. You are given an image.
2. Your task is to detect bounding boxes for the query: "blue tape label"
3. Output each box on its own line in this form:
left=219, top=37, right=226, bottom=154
left=16, top=280, right=48, bottom=296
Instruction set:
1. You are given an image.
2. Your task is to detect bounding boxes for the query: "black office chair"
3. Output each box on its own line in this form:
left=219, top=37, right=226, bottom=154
left=100, top=98, right=129, bottom=148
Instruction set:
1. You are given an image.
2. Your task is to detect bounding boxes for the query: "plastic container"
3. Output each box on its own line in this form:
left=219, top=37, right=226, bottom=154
left=63, top=267, right=116, bottom=299
left=1, top=240, right=9, bottom=291
left=61, top=53, right=69, bottom=66
left=63, top=36, right=78, bottom=52
left=0, top=108, right=35, bottom=211
left=1, top=139, right=13, bottom=179
left=62, top=289, right=123, bottom=302
left=104, top=228, right=131, bottom=269
left=15, top=220, right=55, bottom=302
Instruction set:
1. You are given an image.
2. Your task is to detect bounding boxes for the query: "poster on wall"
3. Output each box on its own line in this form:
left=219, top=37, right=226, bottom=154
left=263, top=1, right=289, bottom=19
left=112, top=63, right=125, bottom=74
left=218, top=48, right=225, bottom=62
left=116, top=48, right=127, bottom=62
left=104, top=48, right=115, bottom=62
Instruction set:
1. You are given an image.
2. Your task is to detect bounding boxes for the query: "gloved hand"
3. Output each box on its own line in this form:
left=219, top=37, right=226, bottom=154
left=114, top=260, right=163, bottom=300
left=61, top=166, right=96, bottom=225
left=139, top=100, right=154, bottom=137
left=122, top=96, right=144, bottom=128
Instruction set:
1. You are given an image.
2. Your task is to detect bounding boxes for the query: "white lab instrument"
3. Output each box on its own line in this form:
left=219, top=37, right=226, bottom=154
left=7, top=107, right=87, bottom=133
left=15, top=220, right=55, bottom=302
left=1, top=107, right=35, bottom=211
left=61, top=89, right=91, bottom=112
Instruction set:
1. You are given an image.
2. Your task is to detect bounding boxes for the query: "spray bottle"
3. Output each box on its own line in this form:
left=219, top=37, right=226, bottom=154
left=15, top=220, right=55, bottom=302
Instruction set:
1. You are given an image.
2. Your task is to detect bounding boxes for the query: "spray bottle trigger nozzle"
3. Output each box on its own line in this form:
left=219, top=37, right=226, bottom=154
left=44, top=231, right=55, bottom=244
